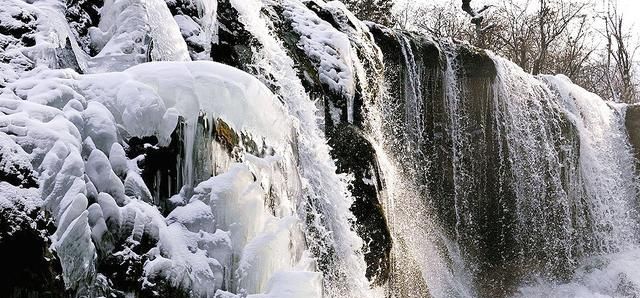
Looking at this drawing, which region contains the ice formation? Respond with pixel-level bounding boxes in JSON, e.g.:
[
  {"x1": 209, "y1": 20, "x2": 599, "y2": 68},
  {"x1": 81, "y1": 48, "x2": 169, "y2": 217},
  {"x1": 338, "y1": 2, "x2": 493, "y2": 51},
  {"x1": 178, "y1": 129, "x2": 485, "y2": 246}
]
[
  {"x1": 2, "y1": 0, "x2": 640, "y2": 297},
  {"x1": 0, "y1": 57, "x2": 333, "y2": 297}
]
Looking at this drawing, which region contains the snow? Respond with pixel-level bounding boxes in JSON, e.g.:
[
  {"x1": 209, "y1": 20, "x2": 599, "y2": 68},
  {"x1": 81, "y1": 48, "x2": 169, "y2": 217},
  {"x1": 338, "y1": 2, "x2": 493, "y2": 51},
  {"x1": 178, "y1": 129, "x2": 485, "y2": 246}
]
[
  {"x1": 0, "y1": 56, "x2": 327, "y2": 296},
  {"x1": 83, "y1": 102, "x2": 118, "y2": 154},
  {"x1": 122, "y1": 61, "x2": 292, "y2": 145},
  {"x1": 54, "y1": 193, "x2": 88, "y2": 241},
  {"x1": 97, "y1": 193, "x2": 121, "y2": 231},
  {"x1": 175, "y1": 15, "x2": 201, "y2": 38},
  {"x1": 54, "y1": 210, "x2": 97, "y2": 292},
  {"x1": 123, "y1": 170, "x2": 153, "y2": 202},
  {"x1": 282, "y1": 0, "x2": 356, "y2": 120},
  {"x1": 280, "y1": 0, "x2": 383, "y2": 124},
  {"x1": 0, "y1": 181, "x2": 41, "y2": 214},
  {"x1": 0, "y1": 0, "x2": 88, "y2": 81},
  {"x1": 170, "y1": 0, "x2": 218, "y2": 59},
  {"x1": 88, "y1": 0, "x2": 190, "y2": 72},
  {"x1": 0, "y1": 0, "x2": 380, "y2": 296},
  {"x1": 230, "y1": 0, "x2": 374, "y2": 295},
  {"x1": 0, "y1": 132, "x2": 34, "y2": 181},
  {"x1": 86, "y1": 149, "x2": 126, "y2": 202},
  {"x1": 108, "y1": 143, "x2": 128, "y2": 177},
  {"x1": 166, "y1": 199, "x2": 214, "y2": 233}
]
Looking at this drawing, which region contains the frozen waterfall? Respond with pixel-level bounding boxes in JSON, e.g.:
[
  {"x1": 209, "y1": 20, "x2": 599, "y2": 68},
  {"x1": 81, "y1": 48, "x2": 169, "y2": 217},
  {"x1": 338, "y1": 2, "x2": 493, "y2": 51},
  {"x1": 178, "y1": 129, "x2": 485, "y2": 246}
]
[{"x1": 0, "y1": 0, "x2": 639, "y2": 298}]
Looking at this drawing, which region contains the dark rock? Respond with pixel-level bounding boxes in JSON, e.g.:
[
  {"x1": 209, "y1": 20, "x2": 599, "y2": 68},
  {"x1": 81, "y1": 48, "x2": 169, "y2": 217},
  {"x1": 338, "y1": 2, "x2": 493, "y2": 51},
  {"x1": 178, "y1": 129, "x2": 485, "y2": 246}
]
[
  {"x1": 211, "y1": 0, "x2": 260, "y2": 68},
  {"x1": 271, "y1": 10, "x2": 393, "y2": 285},
  {"x1": 456, "y1": 45, "x2": 497, "y2": 78},
  {"x1": 370, "y1": 26, "x2": 526, "y2": 296},
  {"x1": 0, "y1": 10, "x2": 37, "y2": 40},
  {"x1": 0, "y1": 160, "x2": 37, "y2": 190},
  {"x1": 0, "y1": 203, "x2": 66, "y2": 298},
  {"x1": 328, "y1": 124, "x2": 391, "y2": 284},
  {"x1": 65, "y1": 0, "x2": 103, "y2": 55},
  {"x1": 55, "y1": 37, "x2": 83, "y2": 73},
  {"x1": 626, "y1": 104, "x2": 640, "y2": 165},
  {"x1": 126, "y1": 124, "x2": 183, "y2": 215}
]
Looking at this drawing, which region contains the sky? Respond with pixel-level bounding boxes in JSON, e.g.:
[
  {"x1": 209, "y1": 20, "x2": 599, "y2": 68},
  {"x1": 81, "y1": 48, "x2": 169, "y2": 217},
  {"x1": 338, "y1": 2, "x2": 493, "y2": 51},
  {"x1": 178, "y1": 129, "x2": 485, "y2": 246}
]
[{"x1": 615, "y1": 0, "x2": 640, "y2": 28}]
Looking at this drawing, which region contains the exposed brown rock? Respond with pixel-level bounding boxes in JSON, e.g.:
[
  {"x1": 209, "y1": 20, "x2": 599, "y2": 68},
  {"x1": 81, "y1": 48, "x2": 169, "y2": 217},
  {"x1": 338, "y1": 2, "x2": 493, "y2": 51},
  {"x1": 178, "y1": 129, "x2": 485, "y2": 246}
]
[{"x1": 626, "y1": 104, "x2": 640, "y2": 164}]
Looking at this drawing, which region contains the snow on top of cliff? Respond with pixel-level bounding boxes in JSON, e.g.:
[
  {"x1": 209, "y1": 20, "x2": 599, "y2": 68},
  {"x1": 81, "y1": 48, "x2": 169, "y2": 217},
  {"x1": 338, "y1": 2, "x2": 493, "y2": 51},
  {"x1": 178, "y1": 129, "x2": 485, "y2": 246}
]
[
  {"x1": 282, "y1": 0, "x2": 356, "y2": 99},
  {"x1": 123, "y1": 61, "x2": 291, "y2": 144},
  {"x1": 87, "y1": 0, "x2": 190, "y2": 72},
  {"x1": 3, "y1": 61, "x2": 291, "y2": 147}
]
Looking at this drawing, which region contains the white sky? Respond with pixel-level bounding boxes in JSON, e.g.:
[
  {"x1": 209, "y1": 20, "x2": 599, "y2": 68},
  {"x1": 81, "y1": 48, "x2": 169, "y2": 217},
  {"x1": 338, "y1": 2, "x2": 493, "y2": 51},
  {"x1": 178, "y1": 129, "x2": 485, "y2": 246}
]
[{"x1": 615, "y1": 0, "x2": 640, "y2": 28}]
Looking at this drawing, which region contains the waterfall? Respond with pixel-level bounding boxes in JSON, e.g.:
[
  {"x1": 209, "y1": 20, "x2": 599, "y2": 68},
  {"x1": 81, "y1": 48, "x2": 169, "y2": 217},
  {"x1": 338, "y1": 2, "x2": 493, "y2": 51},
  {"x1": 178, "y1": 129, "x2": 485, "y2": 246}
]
[
  {"x1": 366, "y1": 26, "x2": 640, "y2": 297},
  {"x1": 1, "y1": 0, "x2": 640, "y2": 297},
  {"x1": 364, "y1": 31, "x2": 476, "y2": 297}
]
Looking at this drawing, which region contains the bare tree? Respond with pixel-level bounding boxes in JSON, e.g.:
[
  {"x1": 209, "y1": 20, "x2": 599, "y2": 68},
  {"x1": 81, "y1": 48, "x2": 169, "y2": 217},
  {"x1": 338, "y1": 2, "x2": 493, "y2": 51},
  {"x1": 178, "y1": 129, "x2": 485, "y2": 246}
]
[
  {"x1": 491, "y1": 0, "x2": 538, "y2": 70},
  {"x1": 413, "y1": 0, "x2": 472, "y2": 40},
  {"x1": 601, "y1": 1, "x2": 638, "y2": 102},
  {"x1": 550, "y1": 13, "x2": 597, "y2": 81},
  {"x1": 396, "y1": 0, "x2": 417, "y2": 30},
  {"x1": 531, "y1": 0, "x2": 589, "y2": 74},
  {"x1": 393, "y1": 0, "x2": 638, "y2": 103}
]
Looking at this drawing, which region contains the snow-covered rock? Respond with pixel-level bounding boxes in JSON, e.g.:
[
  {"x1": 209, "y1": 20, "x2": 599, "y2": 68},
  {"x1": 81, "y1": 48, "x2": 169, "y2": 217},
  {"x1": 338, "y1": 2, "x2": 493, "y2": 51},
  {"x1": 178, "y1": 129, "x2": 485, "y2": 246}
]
[{"x1": 0, "y1": 0, "x2": 384, "y2": 297}]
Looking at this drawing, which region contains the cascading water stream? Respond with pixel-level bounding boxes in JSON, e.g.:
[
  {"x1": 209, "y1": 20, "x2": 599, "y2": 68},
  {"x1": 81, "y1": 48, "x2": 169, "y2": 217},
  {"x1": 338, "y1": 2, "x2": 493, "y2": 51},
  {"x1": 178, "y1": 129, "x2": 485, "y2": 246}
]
[
  {"x1": 364, "y1": 28, "x2": 640, "y2": 297},
  {"x1": 226, "y1": 0, "x2": 374, "y2": 296},
  {"x1": 365, "y1": 32, "x2": 476, "y2": 298},
  {"x1": 2, "y1": 0, "x2": 640, "y2": 297}
]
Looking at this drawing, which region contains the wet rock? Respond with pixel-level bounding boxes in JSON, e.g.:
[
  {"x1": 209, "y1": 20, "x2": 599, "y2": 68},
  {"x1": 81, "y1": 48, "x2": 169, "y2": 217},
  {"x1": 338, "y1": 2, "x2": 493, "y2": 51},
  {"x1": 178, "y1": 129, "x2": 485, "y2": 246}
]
[
  {"x1": 0, "y1": 132, "x2": 66, "y2": 297},
  {"x1": 55, "y1": 37, "x2": 83, "y2": 73},
  {"x1": 215, "y1": 119, "x2": 239, "y2": 153},
  {"x1": 456, "y1": 45, "x2": 497, "y2": 78},
  {"x1": 626, "y1": 104, "x2": 640, "y2": 164},
  {"x1": 370, "y1": 25, "x2": 533, "y2": 296},
  {"x1": 0, "y1": 197, "x2": 66, "y2": 297},
  {"x1": 65, "y1": 0, "x2": 103, "y2": 55},
  {"x1": 328, "y1": 124, "x2": 391, "y2": 284},
  {"x1": 211, "y1": 0, "x2": 260, "y2": 67},
  {"x1": 126, "y1": 122, "x2": 183, "y2": 214}
]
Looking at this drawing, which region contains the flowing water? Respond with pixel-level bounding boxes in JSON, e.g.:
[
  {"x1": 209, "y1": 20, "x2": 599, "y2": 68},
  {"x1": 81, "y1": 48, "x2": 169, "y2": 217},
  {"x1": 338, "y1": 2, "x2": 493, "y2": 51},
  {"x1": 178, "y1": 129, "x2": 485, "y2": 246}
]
[
  {"x1": 3, "y1": 0, "x2": 640, "y2": 297},
  {"x1": 365, "y1": 30, "x2": 640, "y2": 297}
]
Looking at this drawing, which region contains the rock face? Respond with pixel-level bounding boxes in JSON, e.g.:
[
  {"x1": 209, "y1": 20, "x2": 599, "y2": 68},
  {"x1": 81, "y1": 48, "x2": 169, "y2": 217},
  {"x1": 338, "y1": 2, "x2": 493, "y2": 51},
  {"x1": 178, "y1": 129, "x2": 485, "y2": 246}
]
[
  {"x1": 626, "y1": 104, "x2": 640, "y2": 164},
  {"x1": 369, "y1": 23, "x2": 639, "y2": 298},
  {"x1": 209, "y1": 0, "x2": 393, "y2": 285},
  {"x1": 1, "y1": 0, "x2": 640, "y2": 297},
  {"x1": 0, "y1": 205, "x2": 66, "y2": 298},
  {"x1": 369, "y1": 27, "x2": 521, "y2": 296},
  {"x1": 0, "y1": 137, "x2": 65, "y2": 297}
]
